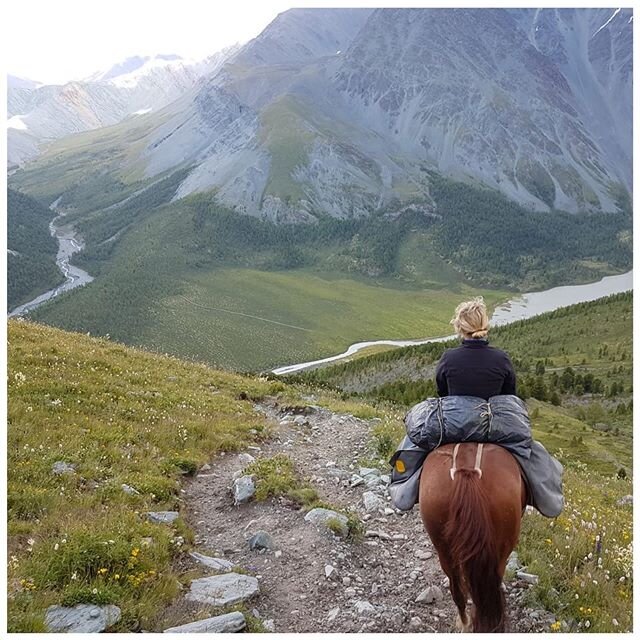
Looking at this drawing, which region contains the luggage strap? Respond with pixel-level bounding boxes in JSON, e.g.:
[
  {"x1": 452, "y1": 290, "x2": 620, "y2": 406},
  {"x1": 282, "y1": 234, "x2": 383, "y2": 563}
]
[{"x1": 450, "y1": 442, "x2": 484, "y2": 480}]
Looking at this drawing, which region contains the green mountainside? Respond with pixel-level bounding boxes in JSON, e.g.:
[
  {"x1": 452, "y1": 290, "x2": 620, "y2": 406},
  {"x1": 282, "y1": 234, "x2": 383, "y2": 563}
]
[
  {"x1": 10, "y1": 165, "x2": 631, "y2": 372},
  {"x1": 7, "y1": 189, "x2": 64, "y2": 311}
]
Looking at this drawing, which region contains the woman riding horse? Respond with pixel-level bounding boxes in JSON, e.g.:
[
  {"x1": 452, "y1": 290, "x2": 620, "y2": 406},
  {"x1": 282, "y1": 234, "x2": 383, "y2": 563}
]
[{"x1": 419, "y1": 298, "x2": 527, "y2": 632}]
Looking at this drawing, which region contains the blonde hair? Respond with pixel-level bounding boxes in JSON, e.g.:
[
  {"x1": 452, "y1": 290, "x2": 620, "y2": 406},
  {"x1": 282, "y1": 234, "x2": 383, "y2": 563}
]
[{"x1": 451, "y1": 297, "x2": 489, "y2": 339}]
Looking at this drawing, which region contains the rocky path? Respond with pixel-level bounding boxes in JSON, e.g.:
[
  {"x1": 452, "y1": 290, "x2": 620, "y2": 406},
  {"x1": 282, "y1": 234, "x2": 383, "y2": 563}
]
[{"x1": 169, "y1": 398, "x2": 556, "y2": 633}]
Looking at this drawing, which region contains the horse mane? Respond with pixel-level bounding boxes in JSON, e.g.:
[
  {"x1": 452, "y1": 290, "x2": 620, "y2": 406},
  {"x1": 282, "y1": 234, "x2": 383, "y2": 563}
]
[{"x1": 443, "y1": 468, "x2": 506, "y2": 632}]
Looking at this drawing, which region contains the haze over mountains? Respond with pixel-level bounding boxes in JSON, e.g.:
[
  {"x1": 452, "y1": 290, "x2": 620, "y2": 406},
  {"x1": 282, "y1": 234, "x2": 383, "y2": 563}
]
[{"x1": 7, "y1": 48, "x2": 239, "y2": 168}]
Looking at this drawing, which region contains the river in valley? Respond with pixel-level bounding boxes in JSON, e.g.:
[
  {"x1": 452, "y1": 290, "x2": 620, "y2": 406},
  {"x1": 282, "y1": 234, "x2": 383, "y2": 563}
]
[
  {"x1": 272, "y1": 269, "x2": 633, "y2": 375},
  {"x1": 8, "y1": 205, "x2": 94, "y2": 318}
]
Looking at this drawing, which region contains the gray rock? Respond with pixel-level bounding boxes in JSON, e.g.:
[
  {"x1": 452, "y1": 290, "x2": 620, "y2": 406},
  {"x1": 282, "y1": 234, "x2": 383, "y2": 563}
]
[
  {"x1": 506, "y1": 551, "x2": 522, "y2": 574},
  {"x1": 354, "y1": 600, "x2": 376, "y2": 617},
  {"x1": 345, "y1": 587, "x2": 357, "y2": 597},
  {"x1": 238, "y1": 453, "x2": 255, "y2": 468},
  {"x1": 263, "y1": 619, "x2": 275, "y2": 632},
  {"x1": 199, "y1": 463, "x2": 212, "y2": 472},
  {"x1": 45, "y1": 604, "x2": 121, "y2": 633},
  {"x1": 189, "y1": 551, "x2": 234, "y2": 572},
  {"x1": 327, "y1": 607, "x2": 340, "y2": 622},
  {"x1": 415, "y1": 549, "x2": 433, "y2": 561},
  {"x1": 416, "y1": 585, "x2": 443, "y2": 604},
  {"x1": 350, "y1": 474, "x2": 365, "y2": 487},
  {"x1": 52, "y1": 461, "x2": 76, "y2": 475},
  {"x1": 617, "y1": 494, "x2": 633, "y2": 506},
  {"x1": 409, "y1": 616, "x2": 423, "y2": 629},
  {"x1": 304, "y1": 508, "x2": 349, "y2": 537},
  {"x1": 233, "y1": 476, "x2": 255, "y2": 505},
  {"x1": 185, "y1": 573, "x2": 260, "y2": 606},
  {"x1": 362, "y1": 491, "x2": 386, "y2": 513},
  {"x1": 163, "y1": 611, "x2": 246, "y2": 633},
  {"x1": 249, "y1": 530, "x2": 275, "y2": 551},
  {"x1": 325, "y1": 564, "x2": 338, "y2": 580},
  {"x1": 359, "y1": 467, "x2": 381, "y2": 478},
  {"x1": 147, "y1": 511, "x2": 179, "y2": 524},
  {"x1": 121, "y1": 483, "x2": 140, "y2": 496},
  {"x1": 516, "y1": 571, "x2": 540, "y2": 585}
]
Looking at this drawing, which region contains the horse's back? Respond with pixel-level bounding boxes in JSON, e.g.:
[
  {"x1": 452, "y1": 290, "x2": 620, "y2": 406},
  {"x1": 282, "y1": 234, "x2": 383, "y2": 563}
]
[{"x1": 419, "y1": 443, "x2": 525, "y2": 561}]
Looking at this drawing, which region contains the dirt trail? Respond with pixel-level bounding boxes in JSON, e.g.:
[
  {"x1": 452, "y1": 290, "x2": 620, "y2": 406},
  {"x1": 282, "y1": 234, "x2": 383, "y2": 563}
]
[{"x1": 175, "y1": 398, "x2": 555, "y2": 633}]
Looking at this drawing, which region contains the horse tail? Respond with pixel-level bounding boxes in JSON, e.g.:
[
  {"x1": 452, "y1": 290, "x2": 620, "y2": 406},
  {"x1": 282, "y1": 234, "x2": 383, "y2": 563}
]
[{"x1": 444, "y1": 468, "x2": 505, "y2": 632}]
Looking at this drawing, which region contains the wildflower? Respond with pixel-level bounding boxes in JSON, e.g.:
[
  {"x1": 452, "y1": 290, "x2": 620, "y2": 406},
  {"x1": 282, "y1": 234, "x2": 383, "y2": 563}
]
[
  {"x1": 92, "y1": 588, "x2": 98, "y2": 594},
  {"x1": 54, "y1": 543, "x2": 59, "y2": 551},
  {"x1": 71, "y1": 572, "x2": 78, "y2": 581},
  {"x1": 585, "y1": 621, "x2": 591, "y2": 628},
  {"x1": 131, "y1": 548, "x2": 140, "y2": 557},
  {"x1": 114, "y1": 574, "x2": 120, "y2": 580},
  {"x1": 550, "y1": 621, "x2": 561, "y2": 632},
  {"x1": 612, "y1": 619, "x2": 619, "y2": 627},
  {"x1": 98, "y1": 568, "x2": 108, "y2": 575}
]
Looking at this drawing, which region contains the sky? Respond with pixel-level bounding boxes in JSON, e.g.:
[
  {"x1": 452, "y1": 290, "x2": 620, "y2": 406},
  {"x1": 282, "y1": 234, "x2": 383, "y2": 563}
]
[
  {"x1": 6, "y1": 0, "x2": 621, "y2": 85},
  {"x1": 5, "y1": 0, "x2": 294, "y2": 84}
]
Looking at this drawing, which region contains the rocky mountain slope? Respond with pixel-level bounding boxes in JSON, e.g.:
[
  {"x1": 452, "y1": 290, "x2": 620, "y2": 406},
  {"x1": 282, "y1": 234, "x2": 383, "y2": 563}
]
[
  {"x1": 11, "y1": 8, "x2": 631, "y2": 218},
  {"x1": 7, "y1": 49, "x2": 238, "y2": 168},
  {"x1": 130, "y1": 8, "x2": 632, "y2": 220}
]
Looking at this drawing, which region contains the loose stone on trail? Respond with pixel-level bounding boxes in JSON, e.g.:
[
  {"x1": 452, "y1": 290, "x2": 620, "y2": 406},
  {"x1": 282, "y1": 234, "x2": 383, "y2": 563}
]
[
  {"x1": 185, "y1": 573, "x2": 260, "y2": 607},
  {"x1": 163, "y1": 611, "x2": 246, "y2": 633},
  {"x1": 45, "y1": 604, "x2": 121, "y2": 633}
]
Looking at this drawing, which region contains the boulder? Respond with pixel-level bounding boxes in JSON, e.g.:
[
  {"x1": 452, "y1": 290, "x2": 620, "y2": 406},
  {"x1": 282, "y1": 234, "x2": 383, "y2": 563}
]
[
  {"x1": 304, "y1": 508, "x2": 349, "y2": 537},
  {"x1": 359, "y1": 467, "x2": 381, "y2": 478},
  {"x1": 189, "y1": 551, "x2": 233, "y2": 572},
  {"x1": 146, "y1": 511, "x2": 179, "y2": 524},
  {"x1": 186, "y1": 573, "x2": 259, "y2": 606},
  {"x1": 45, "y1": 604, "x2": 121, "y2": 633},
  {"x1": 249, "y1": 530, "x2": 275, "y2": 551},
  {"x1": 163, "y1": 611, "x2": 246, "y2": 633},
  {"x1": 233, "y1": 476, "x2": 256, "y2": 504}
]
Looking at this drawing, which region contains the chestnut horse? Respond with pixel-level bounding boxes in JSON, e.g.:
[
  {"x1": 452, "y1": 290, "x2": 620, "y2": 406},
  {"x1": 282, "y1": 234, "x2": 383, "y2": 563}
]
[{"x1": 419, "y1": 443, "x2": 526, "y2": 632}]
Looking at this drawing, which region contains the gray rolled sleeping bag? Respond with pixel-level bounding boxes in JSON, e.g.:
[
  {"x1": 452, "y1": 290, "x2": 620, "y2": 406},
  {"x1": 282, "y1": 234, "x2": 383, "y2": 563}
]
[{"x1": 389, "y1": 395, "x2": 563, "y2": 517}]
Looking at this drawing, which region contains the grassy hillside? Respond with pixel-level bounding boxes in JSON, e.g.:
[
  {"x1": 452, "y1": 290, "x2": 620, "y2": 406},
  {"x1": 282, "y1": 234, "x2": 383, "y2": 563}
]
[
  {"x1": 8, "y1": 318, "x2": 632, "y2": 632},
  {"x1": 7, "y1": 189, "x2": 64, "y2": 311},
  {"x1": 7, "y1": 319, "x2": 285, "y2": 631}
]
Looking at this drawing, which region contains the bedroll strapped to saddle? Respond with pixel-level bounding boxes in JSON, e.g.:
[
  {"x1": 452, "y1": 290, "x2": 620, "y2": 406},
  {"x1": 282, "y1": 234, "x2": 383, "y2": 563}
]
[{"x1": 388, "y1": 395, "x2": 564, "y2": 518}]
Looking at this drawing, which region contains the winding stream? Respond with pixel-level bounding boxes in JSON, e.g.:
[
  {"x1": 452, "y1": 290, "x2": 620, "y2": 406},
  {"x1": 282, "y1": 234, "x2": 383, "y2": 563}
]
[
  {"x1": 272, "y1": 270, "x2": 633, "y2": 375},
  {"x1": 8, "y1": 201, "x2": 94, "y2": 318}
]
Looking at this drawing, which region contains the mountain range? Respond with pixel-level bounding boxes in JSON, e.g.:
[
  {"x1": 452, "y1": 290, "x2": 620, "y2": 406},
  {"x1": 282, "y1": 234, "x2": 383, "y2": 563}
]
[{"x1": 9, "y1": 8, "x2": 633, "y2": 216}]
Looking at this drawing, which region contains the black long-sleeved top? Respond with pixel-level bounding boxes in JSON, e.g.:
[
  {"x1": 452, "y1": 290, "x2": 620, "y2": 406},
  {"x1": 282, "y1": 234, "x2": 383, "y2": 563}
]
[{"x1": 435, "y1": 338, "x2": 516, "y2": 400}]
